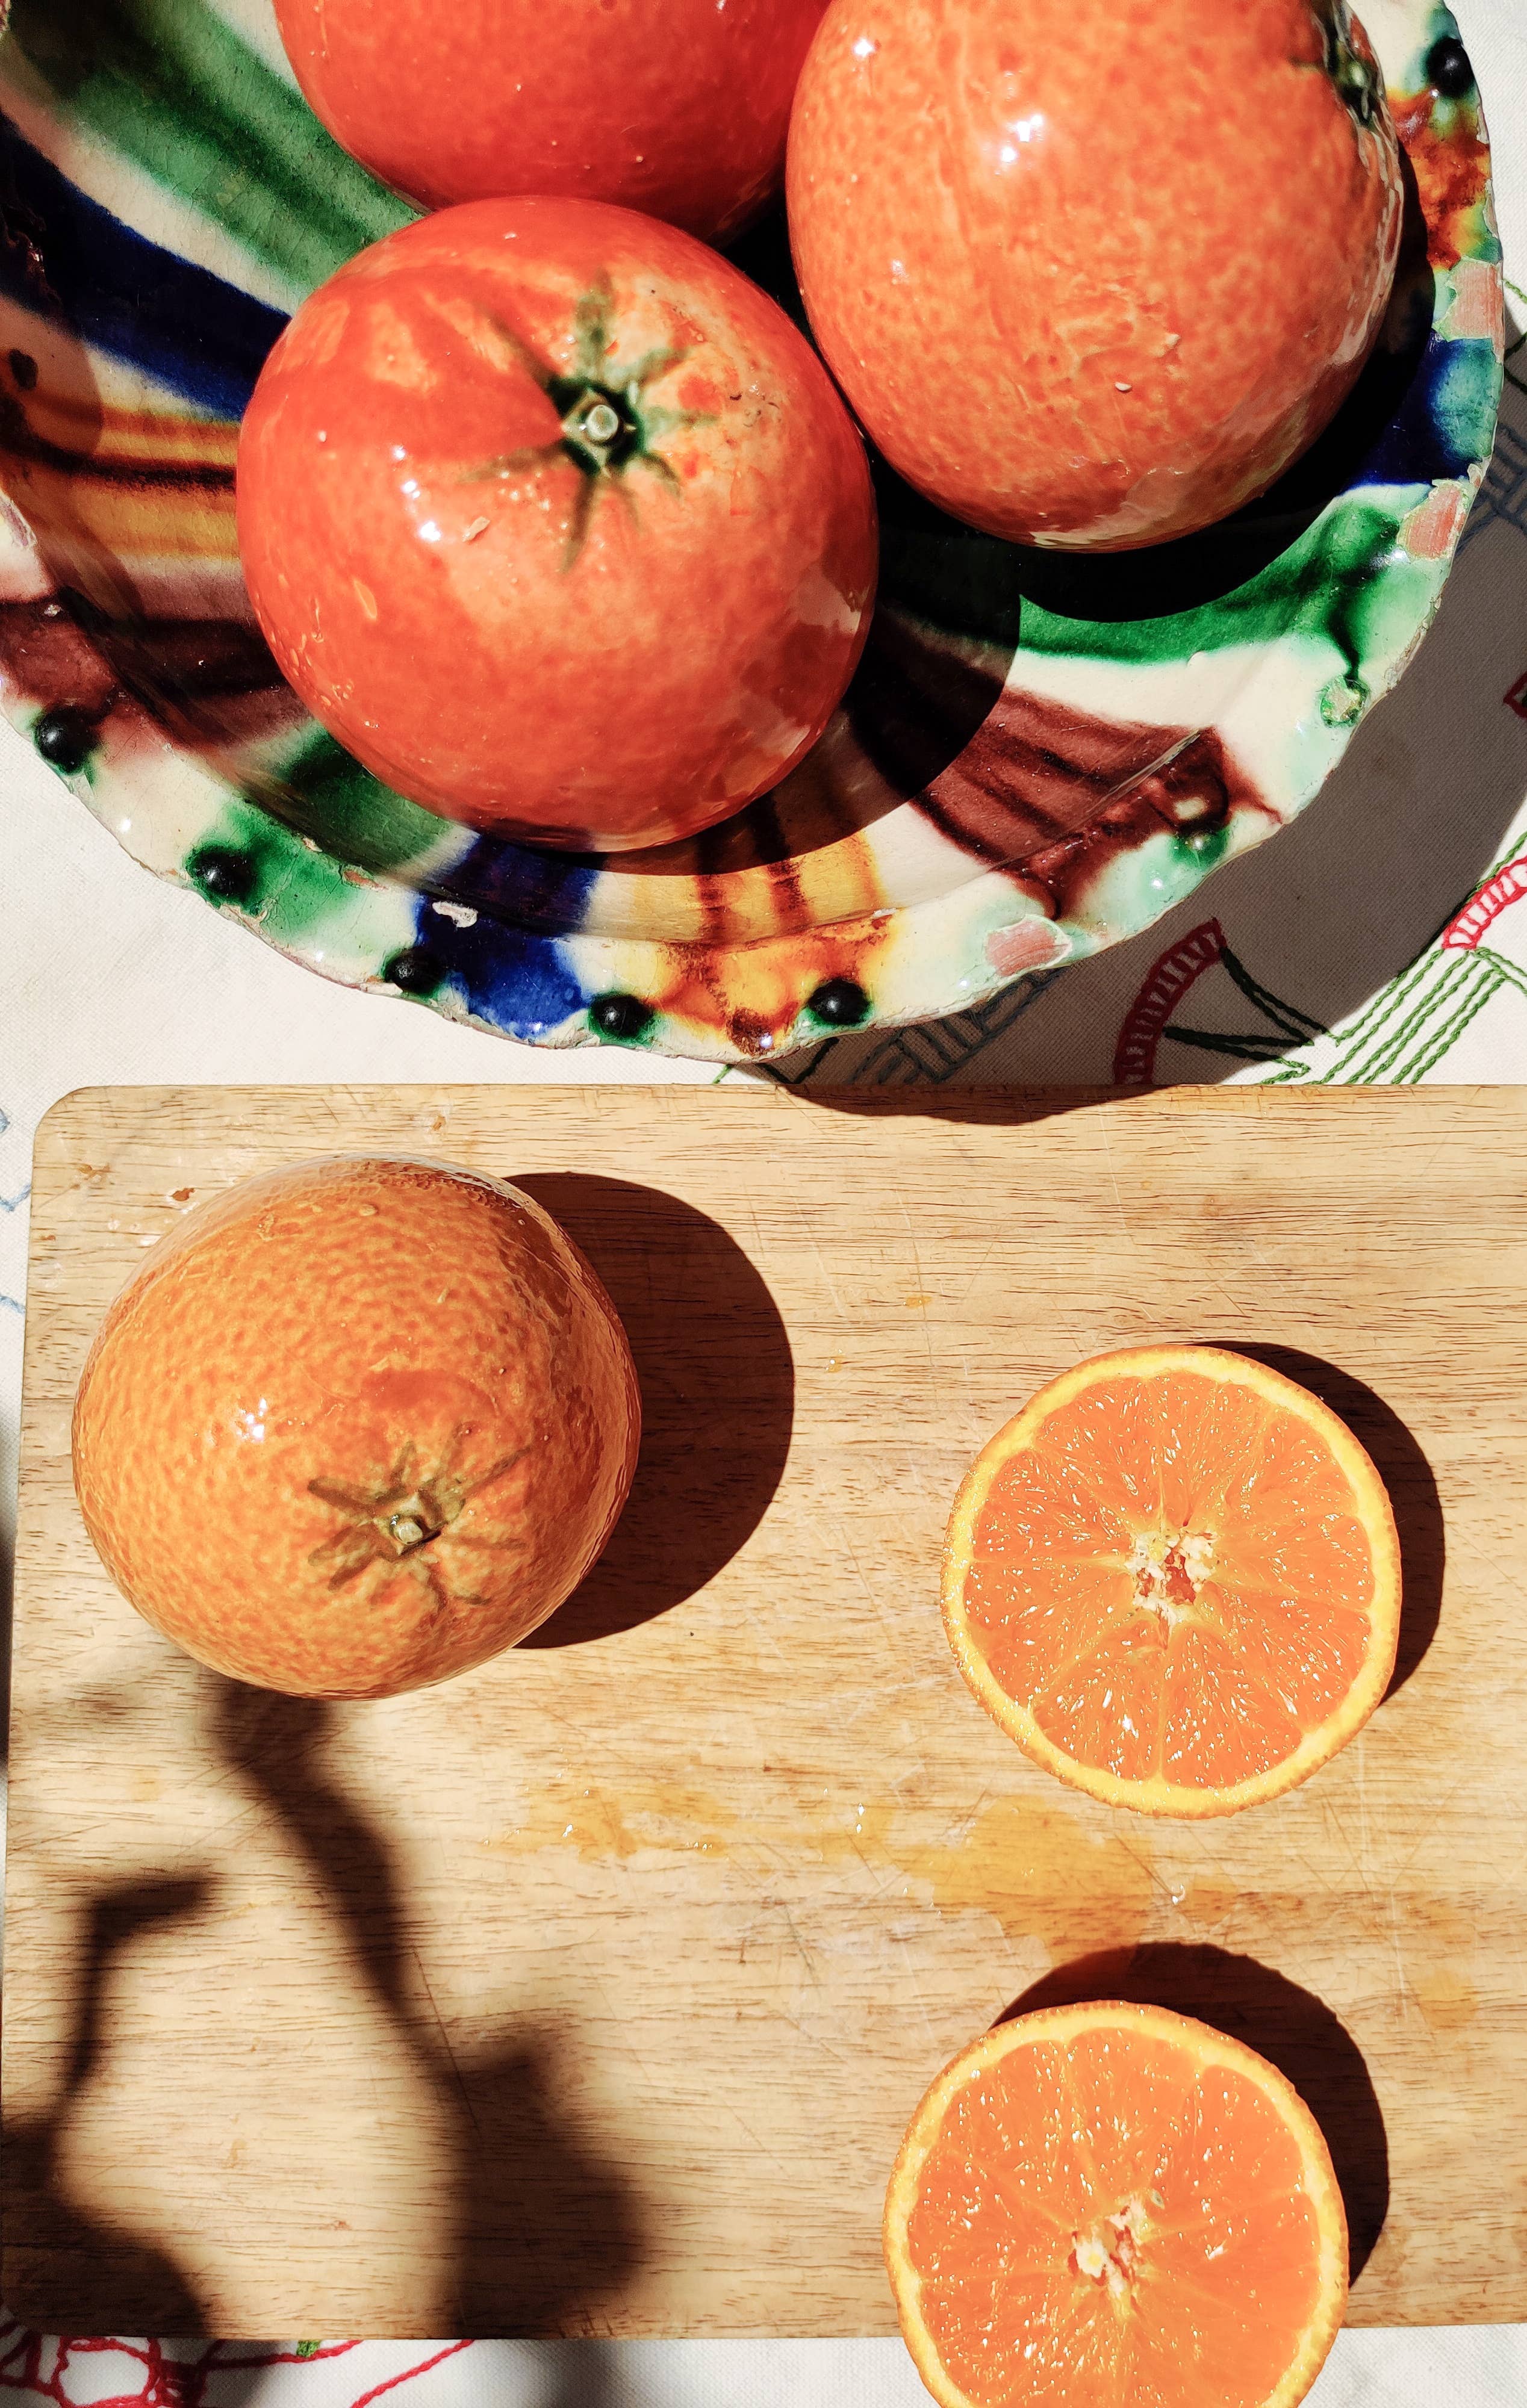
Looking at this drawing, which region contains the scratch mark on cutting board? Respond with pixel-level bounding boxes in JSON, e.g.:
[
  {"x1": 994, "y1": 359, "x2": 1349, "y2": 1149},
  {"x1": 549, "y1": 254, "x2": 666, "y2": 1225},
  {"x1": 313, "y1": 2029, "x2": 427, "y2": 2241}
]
[
  {"x1": 586, "y1": 1975, "x2": 671, "y2": 2096},
  {"x1": 956, "y1": 1236, "x2": 998, "y2": 1310},
  {"x1": 888, "y1": 1927, "x2": 939, "y2": 2049},
  {"x1": 896, "y1": 1193, "x2": 941, "y2": 1423},
  {"x1": 829, "y1": 1515, "x2": 895, "y2": 1627},
  {"x1": 792, "y1": 1195, "x2": 847, "y2": 1314},
  {"x1": 1387, "y1": 1766, "x2": 1477, "y2": 1885},
  {"x1": 742, "y1": 1197, "x2": 769, "y2": 1264},
  {"x1": 775, "y1": 1898, "x2": 822, "y2": 1991},
  {"x1": 782, "y1": 2011, "x2": 853, "y2": 2067},
  {"x1": 1354, "y1": 1749, "x2": 1374, "y2": 1876},
  {"x1": 1098, "y1": 1117, "x2": 1134, "y2": 1247},
  {"x1": 536, "y1": 1696, "x2": 645, "y2": 1774},
  {"x1": 737, "y1": 1592, "x2": 797, "y2": 1674},
  {"x1": 934, "y1": 1783, "x2": 997, "y2": 1854},
  {"x1": 1219, "y1": 1224, "x2": 1286, "y2": 1310},
  {"x1": 411, "y1": 1946, "x2": 479, "y2": 2131},
  {"x1": 722, "y1": 2099, "x2": 791, "y2": 2175}
]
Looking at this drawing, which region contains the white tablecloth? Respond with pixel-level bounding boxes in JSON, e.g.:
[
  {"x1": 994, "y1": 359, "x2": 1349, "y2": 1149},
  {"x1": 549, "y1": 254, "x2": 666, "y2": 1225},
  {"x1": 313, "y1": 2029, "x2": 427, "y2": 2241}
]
[{"x1": 4, "y1": 3, "x2": 1526, "y2": 2396}]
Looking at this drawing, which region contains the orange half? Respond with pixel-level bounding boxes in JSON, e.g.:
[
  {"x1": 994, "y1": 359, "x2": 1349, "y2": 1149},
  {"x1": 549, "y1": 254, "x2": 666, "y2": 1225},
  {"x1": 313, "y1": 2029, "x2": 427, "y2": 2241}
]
[
  {"x1": 942, "y1": 1347, "x2": 1401, "y2": 1817},
  {"x1": 885, "y1": 2001, "x2": 1348, "y2": 2408}
]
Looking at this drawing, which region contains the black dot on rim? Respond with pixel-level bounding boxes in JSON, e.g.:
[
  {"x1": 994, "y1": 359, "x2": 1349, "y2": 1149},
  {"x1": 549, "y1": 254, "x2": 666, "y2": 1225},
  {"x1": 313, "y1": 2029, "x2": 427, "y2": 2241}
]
[
  {"x1": 383, "y1": 946, "x2": 443, "y2": 994},
  {"x1": 33, "y1": 704, "x2": 96, "y2": 773},
  {"x1": 188, "y1": 845, "x2": 258, "y2": 904},
  {"x1": 8, "y1": 349, "x2": 37, "y2": 392},
  {"x1": 807, "y1": 977, "x2": 871, "y2": 1028},
  {"x1": 590, "y1": 991, "x2": 653, "y2": 1041},
  {"x1": 1425, "y1": 35, "x2": 1474, "y2": 97}
]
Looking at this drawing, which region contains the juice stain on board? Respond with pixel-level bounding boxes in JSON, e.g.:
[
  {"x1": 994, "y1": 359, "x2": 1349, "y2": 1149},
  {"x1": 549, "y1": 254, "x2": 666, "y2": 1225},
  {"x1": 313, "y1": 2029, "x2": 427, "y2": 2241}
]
[{"x1": 480, "y1": 1783, "x2": 1154, "y2": 1967}]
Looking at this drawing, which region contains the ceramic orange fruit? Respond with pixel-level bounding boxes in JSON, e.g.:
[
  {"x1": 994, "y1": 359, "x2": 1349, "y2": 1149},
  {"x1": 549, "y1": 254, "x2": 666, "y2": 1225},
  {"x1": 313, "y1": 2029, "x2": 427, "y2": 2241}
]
[
  {"x1": 237, "y1": 197, "x2": 877, "y2": 853},
  {"x1": 942, "y1": 1346, "x2": 1400, "y2": 1816},
  {"x1": 273, "y1": 0, "x2": 830, "y2": 244},
  {"x1": 72, "y1": 1158, "x2": 640, "y2": 1698},
  {"x1": 788, "y1": 0, "x2": 1404, "y2": 548},
  {"x1": 886, "y1": 2002, "x2": 1348, "y2": 2408}
]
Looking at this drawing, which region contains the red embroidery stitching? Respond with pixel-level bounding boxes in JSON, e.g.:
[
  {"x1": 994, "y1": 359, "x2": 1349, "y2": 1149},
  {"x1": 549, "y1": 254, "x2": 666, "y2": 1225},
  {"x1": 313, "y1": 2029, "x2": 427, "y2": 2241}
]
[
  {"x1": 0, "y1": 2325, "x2": 472, "y2": 2408},
  {"x1": 1441, "y1": 857, "x2": 1527, "y2": 949}
]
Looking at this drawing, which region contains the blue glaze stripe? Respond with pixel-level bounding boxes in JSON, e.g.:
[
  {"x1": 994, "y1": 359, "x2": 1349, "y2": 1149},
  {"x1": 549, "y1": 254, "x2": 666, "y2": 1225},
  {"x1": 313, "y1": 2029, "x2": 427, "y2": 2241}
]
[{"x1": 0, "y1": 117, "x2": 287, "y2": 418}]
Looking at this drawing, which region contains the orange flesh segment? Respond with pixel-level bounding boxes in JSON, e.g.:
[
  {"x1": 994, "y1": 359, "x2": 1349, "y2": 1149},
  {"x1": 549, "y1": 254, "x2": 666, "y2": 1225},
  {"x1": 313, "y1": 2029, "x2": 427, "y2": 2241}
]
[
  {"x1": 906, "y1": 2028, "x2": 1328, "y2": 2408},
  {"x1": 965, "y1": 1371, "x2": 1378, "y2": 1792}
]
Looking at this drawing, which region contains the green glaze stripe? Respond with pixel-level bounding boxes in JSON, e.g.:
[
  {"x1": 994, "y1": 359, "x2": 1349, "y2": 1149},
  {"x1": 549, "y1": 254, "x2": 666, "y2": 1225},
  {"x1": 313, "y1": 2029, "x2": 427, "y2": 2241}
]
[
  {"x1": 887, "y1": 488, "x2": 1437, "y2": 671},
  {"x1": 5, "y1": 0, "x2": 413, "y2": 295},
  {"x1": 187, "y1": 793, "x2": 408, "y2": 940},
  {"x1": 1019, "y1": 494, "x2": 1429, "y2": 671},
  {"x1": 258, "y1": 730, "x2": 452, "y2": 875}
]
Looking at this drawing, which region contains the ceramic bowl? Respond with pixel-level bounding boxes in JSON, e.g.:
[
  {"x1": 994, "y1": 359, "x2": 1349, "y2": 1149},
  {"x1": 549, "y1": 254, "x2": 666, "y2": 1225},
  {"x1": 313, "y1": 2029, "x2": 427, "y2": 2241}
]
[{"x1": 0, "y1": 0, "x2": 1503, "y2": 1063}]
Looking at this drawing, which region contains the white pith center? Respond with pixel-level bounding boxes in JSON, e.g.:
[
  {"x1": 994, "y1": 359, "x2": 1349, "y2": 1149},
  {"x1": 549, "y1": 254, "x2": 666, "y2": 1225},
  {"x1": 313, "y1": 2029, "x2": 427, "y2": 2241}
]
[
  {"x1": 1128, "y1": 1528, "x2": 1215, "y2": 1625},
  {"x1": 1072, "y1": 2195, "x2": 1150, "y2": 2300}
]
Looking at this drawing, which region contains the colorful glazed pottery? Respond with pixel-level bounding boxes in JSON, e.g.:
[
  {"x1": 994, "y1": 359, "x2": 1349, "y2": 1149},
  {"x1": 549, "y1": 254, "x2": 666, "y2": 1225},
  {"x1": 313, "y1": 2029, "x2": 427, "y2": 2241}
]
[{"x1": 0, "y1": 0, "x2": 1502, "y2": 1061}]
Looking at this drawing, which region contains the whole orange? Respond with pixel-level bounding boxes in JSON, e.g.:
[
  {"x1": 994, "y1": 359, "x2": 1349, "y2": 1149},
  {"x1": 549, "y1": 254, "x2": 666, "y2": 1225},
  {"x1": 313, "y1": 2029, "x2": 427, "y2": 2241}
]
[
  {"x1": 236, "y1": 198, "x2": 877, "y2": 852},
  {"x1": 786, "y1": 0, "x2": 1404, "y2": 549},
  {"x1": 273, "y1": 0, "x2": 830, "y2": 244},
  {"x1": 72, "y1": 1158, "x2": 640, "y2": 1698}
]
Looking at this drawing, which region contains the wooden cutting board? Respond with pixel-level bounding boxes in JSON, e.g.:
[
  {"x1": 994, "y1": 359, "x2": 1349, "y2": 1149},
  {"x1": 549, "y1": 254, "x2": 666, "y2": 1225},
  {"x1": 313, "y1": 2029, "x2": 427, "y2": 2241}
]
[{"x1": 5, "y1": 1083, "x2": 1526, "y2": 2339}]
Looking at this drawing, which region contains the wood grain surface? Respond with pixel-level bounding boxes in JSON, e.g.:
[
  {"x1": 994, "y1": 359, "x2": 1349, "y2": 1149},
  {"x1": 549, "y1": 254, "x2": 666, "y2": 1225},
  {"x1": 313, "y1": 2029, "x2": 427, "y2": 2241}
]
[{"x1": 4, "y1": 1082, "x2": 1525, "y2": 2338}]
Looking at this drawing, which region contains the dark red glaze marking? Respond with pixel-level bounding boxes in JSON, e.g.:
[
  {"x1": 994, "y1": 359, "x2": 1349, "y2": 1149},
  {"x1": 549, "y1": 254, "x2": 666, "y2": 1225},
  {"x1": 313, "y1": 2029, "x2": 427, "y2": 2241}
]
[
  {"x1": 1114, "y1": 919, "x2": 1228, "y2": 1084},
  {"x1": 915, "y1": 686, "x2": 1267, "y2": 906},
  {"x1": 0, "y1": 598, "x2": 293, "y2": 751}
]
